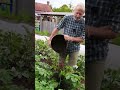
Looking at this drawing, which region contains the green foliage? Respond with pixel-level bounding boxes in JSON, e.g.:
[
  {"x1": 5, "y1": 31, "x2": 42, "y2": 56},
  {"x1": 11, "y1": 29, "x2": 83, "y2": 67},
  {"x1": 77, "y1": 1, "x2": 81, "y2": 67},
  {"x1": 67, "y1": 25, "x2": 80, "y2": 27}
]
[
  {"x1": 35, "y1": 40, "x2": 59, "y2": 90},
  {"x1": 0, "y1": 29, "x2": 34, "y2": 89},
  {"x1": 53, "y1": 4, "x2": 72, "y2": 12},
  {"x1": 35, "y1": 40, "x2": 85, "y2": 90},
  {"x1": 35, "y1": 30, "x2": 50, "y2": 36},
  {"x1": 111, "y1": 34, "x2": 120, "y2": 46},
  {"x1": 101, "y1": 68, "x2": 120, "y2": 90},
  {"x1": 35, "y1": 62, "x2": 58, "y2": 90},
  {"x1": 0, "y1": 5, "x2": 10, "y2": 14},
  {"x1": 0, "y1": 9, "x2": 33, "y2": 25}
]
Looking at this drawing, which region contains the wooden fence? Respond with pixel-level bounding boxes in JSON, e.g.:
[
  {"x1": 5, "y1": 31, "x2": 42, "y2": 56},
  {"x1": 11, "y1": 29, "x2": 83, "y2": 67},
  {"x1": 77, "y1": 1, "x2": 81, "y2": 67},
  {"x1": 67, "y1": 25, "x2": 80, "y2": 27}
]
[{"x1": 40, "y1": 21, "x2": 63, "y2": 34}]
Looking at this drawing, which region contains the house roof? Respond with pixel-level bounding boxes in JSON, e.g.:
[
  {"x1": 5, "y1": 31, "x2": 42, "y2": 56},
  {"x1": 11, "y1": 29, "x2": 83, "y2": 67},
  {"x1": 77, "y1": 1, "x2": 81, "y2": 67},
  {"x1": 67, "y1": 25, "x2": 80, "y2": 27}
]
[
  {"x1": 35, "y1": 12, "x2": 85, "y2": 18},
  {"x1": 35, "y1": 3, "x2": 52, "y2": 12},
  {"x1": 36, "y1": 12, "x2": 73, "y2": 16}
]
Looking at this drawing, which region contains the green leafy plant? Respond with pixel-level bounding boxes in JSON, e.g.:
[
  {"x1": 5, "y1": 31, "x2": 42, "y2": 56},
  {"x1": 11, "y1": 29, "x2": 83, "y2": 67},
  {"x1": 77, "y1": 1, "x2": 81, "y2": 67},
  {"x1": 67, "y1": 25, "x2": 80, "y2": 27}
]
[
  {"x1": 35, "y1": 30, "x2": 50, "y2": 36},
  {"x1": 111, "y1": 34, "x2": 120, "y2": 46},
  {"x1": 35, "y1": 40, "x2": 85, "y2": 90},
  {"x1": 0, "y1": 29, "x2": 34, "y2": 89},
  {"x1": 101, "y1": 68, "x2": 120, "y2": 90}
]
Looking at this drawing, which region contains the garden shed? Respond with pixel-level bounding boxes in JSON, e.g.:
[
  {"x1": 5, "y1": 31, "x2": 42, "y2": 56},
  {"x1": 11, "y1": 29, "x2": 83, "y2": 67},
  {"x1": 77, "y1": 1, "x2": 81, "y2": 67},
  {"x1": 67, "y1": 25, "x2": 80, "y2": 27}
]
[{"x1": 35, "y1": 12, "x2": 73, "y2": 33}]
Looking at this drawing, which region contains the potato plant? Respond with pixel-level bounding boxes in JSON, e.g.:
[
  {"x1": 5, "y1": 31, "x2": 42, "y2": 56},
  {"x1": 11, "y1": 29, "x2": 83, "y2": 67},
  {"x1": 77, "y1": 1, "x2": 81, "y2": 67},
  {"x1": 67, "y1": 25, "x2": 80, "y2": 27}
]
[
  {"x1": 35, "y1": 40, "x2": 85, "y2": 90},
  {"x1": 101, "y1": 68, "x2": 120, "y2": 90},
  {"x1": 0, "y1": 30, "x2": 34, "y2": 90}
]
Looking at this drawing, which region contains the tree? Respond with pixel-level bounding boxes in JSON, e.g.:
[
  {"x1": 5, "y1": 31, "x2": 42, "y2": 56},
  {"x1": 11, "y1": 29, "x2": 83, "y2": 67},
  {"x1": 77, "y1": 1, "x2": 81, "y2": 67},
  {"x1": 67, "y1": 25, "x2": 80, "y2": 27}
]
[{"x1": 53, "y1": 4, "x2": 72, "y2": 12}]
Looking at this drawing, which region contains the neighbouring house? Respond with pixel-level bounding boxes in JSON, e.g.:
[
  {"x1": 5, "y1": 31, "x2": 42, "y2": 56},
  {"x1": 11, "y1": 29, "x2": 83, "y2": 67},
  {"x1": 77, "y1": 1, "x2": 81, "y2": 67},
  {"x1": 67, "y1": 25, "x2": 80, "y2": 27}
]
[
  {"x1": 35, "y1": 1, "x2": 54, "y2": 31},
  {"x1": 35, "y1": 1, "x2": 84, "y2": 34},
  {"x1": 35, "y1": 1, "x2": 52, "y2": 20},
  {"x1": 35, "y1": 1, "x2": 73, "y2": 33},
  {"x1": 35, "y1": 1, "x2": 52, "y2": 12},
  {"x1": 36, "y1": 12, "x2": 73, "y2": 33}
]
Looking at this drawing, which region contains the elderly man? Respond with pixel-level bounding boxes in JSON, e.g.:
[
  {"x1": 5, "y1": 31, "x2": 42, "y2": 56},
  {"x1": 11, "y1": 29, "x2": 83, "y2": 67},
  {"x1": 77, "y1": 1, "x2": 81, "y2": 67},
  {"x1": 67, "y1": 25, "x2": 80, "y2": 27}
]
[{"x1": 48, "y1": 3, "x2": 85, "y2": 67}]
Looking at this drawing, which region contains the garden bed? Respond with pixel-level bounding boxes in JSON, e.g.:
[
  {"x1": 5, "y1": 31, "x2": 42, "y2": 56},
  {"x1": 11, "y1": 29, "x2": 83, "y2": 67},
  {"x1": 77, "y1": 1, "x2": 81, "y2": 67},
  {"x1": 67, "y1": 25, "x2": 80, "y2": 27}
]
[
  {"x1": 35, "y1": 40, "x2": 85, "y2": 90},
  {"x1": 0, "y1": 29, "x2": 34, "y2": 90}
]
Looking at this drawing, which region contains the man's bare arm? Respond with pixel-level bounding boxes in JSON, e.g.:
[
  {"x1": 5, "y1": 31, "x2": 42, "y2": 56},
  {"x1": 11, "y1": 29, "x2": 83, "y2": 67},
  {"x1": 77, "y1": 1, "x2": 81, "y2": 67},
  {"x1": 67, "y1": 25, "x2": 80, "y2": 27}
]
[
  {"x1": 49, "y1": 28, "x2": 59, "y2": 40},
  {"x1": 86, "y1": 26, "x2": 117, "y2": 39},
  {"x1": 64, "y1": 35, "x2": 84, "y2": 43},
  {"x1": 48, "y1": 28, "x2": 59, "y2": 46}
]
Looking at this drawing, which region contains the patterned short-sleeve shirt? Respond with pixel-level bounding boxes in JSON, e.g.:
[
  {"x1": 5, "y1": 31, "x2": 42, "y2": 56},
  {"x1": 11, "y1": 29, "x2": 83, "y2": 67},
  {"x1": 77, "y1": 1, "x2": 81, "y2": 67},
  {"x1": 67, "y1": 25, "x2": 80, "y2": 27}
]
[
  {"x1": 86, "y1": 0, "x2": 120, "y2": 62},
  {"x1": 57, "y1": 15, "x2": 85, "y2": 53}
]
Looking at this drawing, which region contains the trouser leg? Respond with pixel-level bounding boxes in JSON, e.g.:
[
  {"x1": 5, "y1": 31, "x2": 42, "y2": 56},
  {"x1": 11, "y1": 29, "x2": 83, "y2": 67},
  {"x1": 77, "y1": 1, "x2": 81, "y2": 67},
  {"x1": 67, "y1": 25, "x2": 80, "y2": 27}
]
[{"x1": 85, "y1": 60, "x2": 105, "y2": 90}]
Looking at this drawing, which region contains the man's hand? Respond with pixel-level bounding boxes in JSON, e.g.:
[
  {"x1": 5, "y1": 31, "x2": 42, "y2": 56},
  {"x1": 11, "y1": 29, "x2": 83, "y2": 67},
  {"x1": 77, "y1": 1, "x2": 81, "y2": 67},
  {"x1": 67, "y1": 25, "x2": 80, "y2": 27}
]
[
  {"x1": 48, "y1": 28, "x2": 59, "y2": 47},
  {"x1": 47, "y1": 39, "x2": 51, "y2": 47}
]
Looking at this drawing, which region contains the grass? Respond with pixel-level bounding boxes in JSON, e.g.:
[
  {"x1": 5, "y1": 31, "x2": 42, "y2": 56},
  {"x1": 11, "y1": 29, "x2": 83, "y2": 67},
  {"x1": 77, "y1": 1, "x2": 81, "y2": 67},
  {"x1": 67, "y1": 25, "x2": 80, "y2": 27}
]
[
  {"x1": 111, "y1": 34, "x2": 120, "y2": 46},
  {"x1": 35, "y1": 30, "x2": 50, "y2": 36}
]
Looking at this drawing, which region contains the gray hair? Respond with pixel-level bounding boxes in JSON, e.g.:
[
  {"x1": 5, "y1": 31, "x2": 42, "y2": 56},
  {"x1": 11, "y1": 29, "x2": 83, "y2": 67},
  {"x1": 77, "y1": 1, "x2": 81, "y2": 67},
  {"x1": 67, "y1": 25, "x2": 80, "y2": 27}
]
[{"x1": 73, "y1": 3, "x2": 85, "y2": 13}]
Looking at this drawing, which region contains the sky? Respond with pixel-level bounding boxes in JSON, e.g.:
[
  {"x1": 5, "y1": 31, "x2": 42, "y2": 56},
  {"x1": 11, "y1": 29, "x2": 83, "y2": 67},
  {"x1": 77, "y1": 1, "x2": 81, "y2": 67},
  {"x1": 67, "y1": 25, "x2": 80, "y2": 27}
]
[{"x1": 35, "y1": 0, "x2": 85, "y2": 8}]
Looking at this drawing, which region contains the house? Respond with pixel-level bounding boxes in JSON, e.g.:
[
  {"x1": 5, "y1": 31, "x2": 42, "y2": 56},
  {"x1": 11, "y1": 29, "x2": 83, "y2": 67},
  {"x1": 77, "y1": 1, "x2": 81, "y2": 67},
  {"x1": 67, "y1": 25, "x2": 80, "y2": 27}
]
[
  {"x1": 35, "y1": 2, "x2": 73, "y2": 32},
  {"x1": 35, "y1": 1, "x2": 53, "y2": 31},
  {"x1": 35, "y1": 1, "x2": 52, "y2": 20},
  {"x1": 35, "y1": 1, "x2": 52, "y2": 12},
  {"x1": 35, "y1": 1, "x2": 84, "y2": 33}
]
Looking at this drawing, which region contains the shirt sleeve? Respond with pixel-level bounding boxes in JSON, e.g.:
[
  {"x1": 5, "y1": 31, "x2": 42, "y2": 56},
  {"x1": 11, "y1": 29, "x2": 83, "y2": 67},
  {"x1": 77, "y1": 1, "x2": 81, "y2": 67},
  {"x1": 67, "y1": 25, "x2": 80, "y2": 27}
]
[
  {"x1": 110, "y1": 1, "x2": 120, "y2": 33},
  {"x1": 56, "y1": 15, "x2": 67, "y2": 30}
]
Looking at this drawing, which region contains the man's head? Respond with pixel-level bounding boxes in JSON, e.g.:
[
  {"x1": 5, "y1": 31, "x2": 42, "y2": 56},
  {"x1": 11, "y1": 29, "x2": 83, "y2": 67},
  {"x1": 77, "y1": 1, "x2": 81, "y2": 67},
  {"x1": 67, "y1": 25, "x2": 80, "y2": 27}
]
[{"x1": 73, "y1": 3, "x2": 85, "y2": 20}]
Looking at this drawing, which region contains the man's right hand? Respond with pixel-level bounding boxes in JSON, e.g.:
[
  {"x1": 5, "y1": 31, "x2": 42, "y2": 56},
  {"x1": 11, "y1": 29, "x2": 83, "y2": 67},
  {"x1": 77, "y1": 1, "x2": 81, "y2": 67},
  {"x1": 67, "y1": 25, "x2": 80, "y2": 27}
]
[
  {"x1": 48, "y1": 28, "x2": 59, "y2": 47},
  {"x1": 48, "y1": 39, "x2": 51, "y2": 47}
]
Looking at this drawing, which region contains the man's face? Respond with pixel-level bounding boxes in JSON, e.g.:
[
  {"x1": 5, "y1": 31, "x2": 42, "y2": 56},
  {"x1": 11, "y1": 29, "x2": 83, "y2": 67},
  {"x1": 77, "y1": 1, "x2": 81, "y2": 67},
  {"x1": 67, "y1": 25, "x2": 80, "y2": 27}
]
[{"x1": 74, "y1": 9, "x2": 84, "y2": 19}]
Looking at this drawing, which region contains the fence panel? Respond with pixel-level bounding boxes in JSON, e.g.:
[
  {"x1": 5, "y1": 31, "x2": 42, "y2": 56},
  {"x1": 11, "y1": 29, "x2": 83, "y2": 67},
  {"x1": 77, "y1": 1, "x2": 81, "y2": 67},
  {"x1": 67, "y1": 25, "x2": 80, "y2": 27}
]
[{"x1": 41, "y1": 21, "x2": 63, "y2": 34}]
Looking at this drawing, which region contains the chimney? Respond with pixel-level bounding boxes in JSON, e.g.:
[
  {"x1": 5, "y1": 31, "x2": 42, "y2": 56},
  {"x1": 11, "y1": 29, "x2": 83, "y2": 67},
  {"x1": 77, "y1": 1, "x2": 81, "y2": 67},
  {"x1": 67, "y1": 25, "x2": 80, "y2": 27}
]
[{"x1": 47, "y1": 1, "x2": 50, "y2": 5}]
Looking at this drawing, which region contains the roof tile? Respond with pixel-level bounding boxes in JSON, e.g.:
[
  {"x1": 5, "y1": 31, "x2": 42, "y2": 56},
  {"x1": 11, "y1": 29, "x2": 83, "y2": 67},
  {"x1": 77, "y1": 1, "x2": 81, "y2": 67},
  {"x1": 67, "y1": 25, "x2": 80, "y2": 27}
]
[{"x1": 35, "y1": 3, "x2": 52, "y2": 12}]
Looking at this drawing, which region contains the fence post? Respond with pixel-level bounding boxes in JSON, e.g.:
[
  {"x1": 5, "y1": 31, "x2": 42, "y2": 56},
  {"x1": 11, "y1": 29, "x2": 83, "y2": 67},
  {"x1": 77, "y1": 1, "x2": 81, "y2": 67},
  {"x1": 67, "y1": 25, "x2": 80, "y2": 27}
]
[{"x1": 40, "y1": 15, "x2": 42, "y2": 31}]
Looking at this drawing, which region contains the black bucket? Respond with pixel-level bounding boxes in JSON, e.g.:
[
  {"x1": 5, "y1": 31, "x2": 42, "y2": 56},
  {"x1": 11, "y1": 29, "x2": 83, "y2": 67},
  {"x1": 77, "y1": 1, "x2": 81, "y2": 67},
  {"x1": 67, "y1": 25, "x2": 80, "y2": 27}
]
[{"x1": 51, "y1": 34, "x2": 67, "y2": 53}]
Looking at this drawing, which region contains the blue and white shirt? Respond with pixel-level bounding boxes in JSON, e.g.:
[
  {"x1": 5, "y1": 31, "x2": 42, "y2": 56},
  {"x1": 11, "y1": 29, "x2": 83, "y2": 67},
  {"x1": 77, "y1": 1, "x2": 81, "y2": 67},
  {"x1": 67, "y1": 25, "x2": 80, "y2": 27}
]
[
  {"x1": 86, "y1": 0, "x2": 120, "y2": 62},
  {"x1": 57, "y1": 15, "x2": 85, "y2": 53}
]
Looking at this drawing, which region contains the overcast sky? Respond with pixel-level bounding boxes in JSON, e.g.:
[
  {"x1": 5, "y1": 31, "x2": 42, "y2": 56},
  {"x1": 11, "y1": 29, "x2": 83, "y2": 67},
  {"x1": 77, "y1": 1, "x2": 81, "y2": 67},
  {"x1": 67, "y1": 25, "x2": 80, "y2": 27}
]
[{"x1": 35, "y1": 0, "x2": 85, "y2": 8}]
